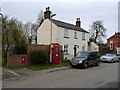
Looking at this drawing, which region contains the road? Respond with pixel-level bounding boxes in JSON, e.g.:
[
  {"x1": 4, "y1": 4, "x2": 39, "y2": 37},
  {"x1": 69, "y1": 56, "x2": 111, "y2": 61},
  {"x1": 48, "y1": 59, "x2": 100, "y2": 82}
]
[
  {"x1": 3, "y1": 62, "x2": 119, "y2": 88},
  {"x1": 0, "y1": 66, "x2": 2, "y2": 89}
]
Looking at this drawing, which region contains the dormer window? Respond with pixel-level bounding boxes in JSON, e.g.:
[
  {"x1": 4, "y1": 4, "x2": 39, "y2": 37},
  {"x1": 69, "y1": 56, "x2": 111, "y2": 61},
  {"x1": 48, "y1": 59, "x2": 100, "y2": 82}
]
[{"x1": 64, "y1": 29, "x2": 69, "y2": 38}]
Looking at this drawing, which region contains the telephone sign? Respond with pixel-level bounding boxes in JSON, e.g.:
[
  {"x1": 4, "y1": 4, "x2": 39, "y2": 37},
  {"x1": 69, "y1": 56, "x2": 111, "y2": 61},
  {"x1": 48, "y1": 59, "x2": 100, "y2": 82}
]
[{"x1": 51, "y1": 44, "x2": 54, "y2": 48}]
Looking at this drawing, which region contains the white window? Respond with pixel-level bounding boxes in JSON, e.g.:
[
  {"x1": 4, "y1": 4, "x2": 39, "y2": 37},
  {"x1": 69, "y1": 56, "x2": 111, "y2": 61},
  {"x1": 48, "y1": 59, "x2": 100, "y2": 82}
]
[
  {"x1": 117, "y1": 47, "x2": 120, "y2": 54},
  {"x1": 110, "y1": 41, "x2": 113, "y2": 50},
  {"x1": 64, "y1": 29, "x2": 68, "y2": 37},
  {"x1": 82, "y1": 32, "x2": 85, "y2": 39},
  {"x1": 82, "y1": 45, "x2": 85, "y2": 51},
  {"x1": 74, "y1": 31, "x2": 77, "y2": 39},
  {"x1": 64, "y1": 44, "x2": 68, "y2": 53}
]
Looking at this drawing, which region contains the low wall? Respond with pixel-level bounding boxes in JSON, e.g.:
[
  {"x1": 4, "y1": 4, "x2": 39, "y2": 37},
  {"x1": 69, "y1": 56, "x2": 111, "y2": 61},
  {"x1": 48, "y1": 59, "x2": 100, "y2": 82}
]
[
  {"x1": 27, "y1": 44, "x2": 63, "y2": 61},
  {"x1": 7, "y1": 53, "x2": 30, "y2": 67},
  {"x1": 27, "y1": 44, "x2": 49, "y2": 54},
  {"x1": 7, "y1": 44, "x2": 64, "y2": 67}
]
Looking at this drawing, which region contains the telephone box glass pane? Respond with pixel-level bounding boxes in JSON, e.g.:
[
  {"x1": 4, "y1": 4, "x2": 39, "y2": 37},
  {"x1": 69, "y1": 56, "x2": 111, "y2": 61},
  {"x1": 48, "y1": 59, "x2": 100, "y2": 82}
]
[{"x1": 56, "y1": 47, "x2": 58, "y2": 61}]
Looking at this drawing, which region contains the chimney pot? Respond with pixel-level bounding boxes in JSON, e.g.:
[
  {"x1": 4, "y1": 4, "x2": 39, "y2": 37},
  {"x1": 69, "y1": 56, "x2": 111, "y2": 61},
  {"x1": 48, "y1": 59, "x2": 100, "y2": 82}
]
[
  {"x1": 48, "y1": 7, "x2": 50, "y2": 11},
  {"x1": 76, "y1": 18, "x2": 81, "y2": 27},
  {"x1": 77, "y1": 18, "x2": 80, "y2": 21},
  {"x1": 44, "y1": 7, "x2": 51, "y2": 19}
]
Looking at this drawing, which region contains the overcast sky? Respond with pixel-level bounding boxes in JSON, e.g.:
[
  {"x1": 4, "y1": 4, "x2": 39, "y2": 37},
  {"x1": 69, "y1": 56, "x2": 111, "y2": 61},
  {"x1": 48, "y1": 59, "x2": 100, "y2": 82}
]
[{"x1": 1, "y1": 0, "x2": 119, "y2": 43}]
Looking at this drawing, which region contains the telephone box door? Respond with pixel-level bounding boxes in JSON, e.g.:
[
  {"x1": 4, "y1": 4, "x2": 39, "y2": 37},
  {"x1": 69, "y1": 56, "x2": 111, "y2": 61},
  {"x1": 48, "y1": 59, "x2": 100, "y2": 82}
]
[
  {"x1": 49, "y1": 43, "x2": 60, "y2": 64},
  {"x1": 54, "y1": 45, "x2": 59, "y2": 64}
]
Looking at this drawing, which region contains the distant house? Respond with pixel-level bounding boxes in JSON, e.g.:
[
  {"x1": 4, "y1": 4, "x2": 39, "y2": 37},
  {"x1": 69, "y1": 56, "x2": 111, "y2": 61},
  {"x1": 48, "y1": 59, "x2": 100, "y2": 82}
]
[
  {"x1": 107, "y1": 32, "x2": 120, "y2": 54},
  {"x1": 37, "y1": 7, "x2": 98, "y2": 59},
  {"x1": 88, "y1": 42, "x2": 99, "y2": 51}
]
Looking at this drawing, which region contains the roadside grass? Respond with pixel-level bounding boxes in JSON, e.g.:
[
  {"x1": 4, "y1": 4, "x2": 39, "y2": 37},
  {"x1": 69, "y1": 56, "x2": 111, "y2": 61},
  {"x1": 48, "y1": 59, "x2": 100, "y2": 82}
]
[
  {"x1": 0, "y1": 57, "x2": 6, "y2": 66},
  {"x1": 26, "y1": 61, "x2": 70, "y2": 70},
  {"x1": 0, "y1": 57, "x2": 2, "y2": 65}
]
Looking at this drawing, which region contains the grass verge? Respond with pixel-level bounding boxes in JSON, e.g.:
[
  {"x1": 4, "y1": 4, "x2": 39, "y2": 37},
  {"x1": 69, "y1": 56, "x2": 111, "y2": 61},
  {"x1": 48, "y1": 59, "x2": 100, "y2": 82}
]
[{"x1": 26, "y1": 61, "x2": 70, "y2": 70}]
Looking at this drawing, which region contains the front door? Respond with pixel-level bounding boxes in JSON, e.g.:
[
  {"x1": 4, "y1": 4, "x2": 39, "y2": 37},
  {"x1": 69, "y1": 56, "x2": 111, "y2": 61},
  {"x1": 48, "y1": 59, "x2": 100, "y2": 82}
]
[{"x1": 74, "y1": 45, "x2": 77, "y2": 57}]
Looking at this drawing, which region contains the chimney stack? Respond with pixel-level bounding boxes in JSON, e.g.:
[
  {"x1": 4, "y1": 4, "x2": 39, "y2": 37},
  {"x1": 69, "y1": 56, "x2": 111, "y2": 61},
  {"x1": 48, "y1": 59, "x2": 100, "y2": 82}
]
[
  {"x1": 44, "y1": 7, "x2": 51, "y2": 19},
  {"x1": 76, "y1": 18, "x2": 81, "y2": 27}
]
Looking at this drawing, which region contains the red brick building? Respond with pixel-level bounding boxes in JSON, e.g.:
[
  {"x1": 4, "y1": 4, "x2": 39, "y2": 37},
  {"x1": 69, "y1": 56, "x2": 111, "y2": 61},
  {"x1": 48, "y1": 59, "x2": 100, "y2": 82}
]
[{"x1": 107, "y1": 32, "x2": 120, "y2": 54}]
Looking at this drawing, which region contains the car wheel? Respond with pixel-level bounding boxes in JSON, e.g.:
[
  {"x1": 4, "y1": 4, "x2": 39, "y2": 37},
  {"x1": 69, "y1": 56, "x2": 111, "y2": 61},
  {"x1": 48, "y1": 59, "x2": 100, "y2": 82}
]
[
  {"x1": 95, "y1": 61, "x2": 99, "y2": 66},
  {"x1": 111, "y1": 60, "x2": 114, "y2": 63},
  {"x1": 71, "y1": 65, "x2": 75, "y2": 68},
  {"x1": 70, "y1": 63, "x2": 75, "y2": 68},
  {"x1": 83, "y1": 63, "x2": 88, "y2": 69}
]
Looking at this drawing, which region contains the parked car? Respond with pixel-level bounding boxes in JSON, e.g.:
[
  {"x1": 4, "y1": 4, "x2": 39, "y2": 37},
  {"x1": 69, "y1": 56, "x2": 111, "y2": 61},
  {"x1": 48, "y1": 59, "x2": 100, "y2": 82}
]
[
  {"x1": 70, "y1": 51, "x2": 100, "y2": 68},
  {"x1": 100, "y1": 54, "x2": 120, "y2": 63}
]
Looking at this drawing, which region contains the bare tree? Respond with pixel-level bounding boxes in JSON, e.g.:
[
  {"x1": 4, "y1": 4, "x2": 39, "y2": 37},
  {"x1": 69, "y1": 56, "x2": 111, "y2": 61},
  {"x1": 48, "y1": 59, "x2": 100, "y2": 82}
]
[
  {"x1": 34, "y1": 10, "x2": 44, "y2": 44},
  {"x1": 23, "y1": 22, "x2": 38, "y2": 44},
  {"x1": 23, "y1": 10, "x2": 44, "y2": 44},
  {"x1": 36, "y1": 10, "x2": 44, "y2": 28},
  {"x1": 89, "y1": 20, "x2": 107, "y2": 43}
]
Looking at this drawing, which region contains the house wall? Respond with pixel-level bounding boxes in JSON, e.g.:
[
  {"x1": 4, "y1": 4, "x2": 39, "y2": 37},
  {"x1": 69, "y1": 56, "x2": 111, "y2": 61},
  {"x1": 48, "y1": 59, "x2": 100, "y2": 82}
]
[
  {"x1": 107, "y1": 38, "x2": 119, "y2": 53},
  {"x1": 37, "y1": 19, "x2": 58, "y2": 45},
  {"x1": 57, "y1": 27, "x2": 89, "y2": 59},
  {"x1": 117, "y1": 47, "x2": 120, "y2": 54},
  {"x1": 37, "y1": 19, "x2": 89, "y2": 60},
  {"x1": 107, "y1": 33, "x2": 120, "y2": 54},
  {"x1": 88, "y1": 42, "x2": 99, "y2": 51}
]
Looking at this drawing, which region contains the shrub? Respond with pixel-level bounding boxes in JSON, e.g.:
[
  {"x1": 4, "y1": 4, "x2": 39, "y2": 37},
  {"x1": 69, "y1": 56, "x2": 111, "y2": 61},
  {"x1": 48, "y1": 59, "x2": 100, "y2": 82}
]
[
  {"x1": 0, "y1": 57, "x2": 6, "y2": 65},
  {"x1": 30, "y1": 50, "x2": 49, "y2": 64}
]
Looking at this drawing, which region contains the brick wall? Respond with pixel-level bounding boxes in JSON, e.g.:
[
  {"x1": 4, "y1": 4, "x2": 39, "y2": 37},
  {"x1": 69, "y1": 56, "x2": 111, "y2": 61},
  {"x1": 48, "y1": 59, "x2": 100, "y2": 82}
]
[
  {"x1": 107, "y1": 32, "x2": 120, "y2": 53},
  {"x1": 7, "y1": 53, "x2": 30, "y2": 67},
  {"x1": 7, "y1": 44, "x2": 64, "y2": 67},
  {"x1": 27, "y1": 44, "x2": 49, "y2": 54},
  {"x1": 27, "y1": 44, "x2": 63, "y2": 61}
]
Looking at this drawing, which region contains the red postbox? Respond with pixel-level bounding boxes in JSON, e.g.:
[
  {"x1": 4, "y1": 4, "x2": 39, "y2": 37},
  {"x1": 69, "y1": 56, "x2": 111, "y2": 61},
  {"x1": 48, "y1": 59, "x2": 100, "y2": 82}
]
[
  {"x1": 22, "y1": 56, "x2": 25, "y2": 64},
  {"x1": 49, "y1": 43, "x2": 60, "y2": 64}
]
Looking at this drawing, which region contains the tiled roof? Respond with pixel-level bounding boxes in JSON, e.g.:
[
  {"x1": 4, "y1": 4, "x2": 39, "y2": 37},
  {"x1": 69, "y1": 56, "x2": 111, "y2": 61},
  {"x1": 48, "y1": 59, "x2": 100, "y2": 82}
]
[{"x1": 50, "y1": 19, "x2": 89, "y2": 33}]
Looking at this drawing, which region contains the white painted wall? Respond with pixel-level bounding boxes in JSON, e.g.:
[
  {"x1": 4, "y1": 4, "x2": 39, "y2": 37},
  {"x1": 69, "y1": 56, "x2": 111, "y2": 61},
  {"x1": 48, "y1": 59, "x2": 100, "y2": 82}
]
[
  {"x1": 37, "y1": 19, "x2": 58, "y2": 45},
  {"x1": 88, "y1": 42, "x2": 99, "y2": 51},
  {"x1": 37, "y1": 19, "x2": 90, "y2": 60},
  {"x1": 57, "y1": 27, "x2": 89, "y2": 59}
]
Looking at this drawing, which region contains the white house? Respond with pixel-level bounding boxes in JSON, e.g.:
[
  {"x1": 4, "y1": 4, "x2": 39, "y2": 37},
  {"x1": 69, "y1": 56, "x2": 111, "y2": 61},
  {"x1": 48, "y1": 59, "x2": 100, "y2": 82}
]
[
  {"x1": 88, "y1": 42, "x2": 99, "y2": 51},
  {"x1": 37, "y1": 7, "x2": 90, "y2": 60}
]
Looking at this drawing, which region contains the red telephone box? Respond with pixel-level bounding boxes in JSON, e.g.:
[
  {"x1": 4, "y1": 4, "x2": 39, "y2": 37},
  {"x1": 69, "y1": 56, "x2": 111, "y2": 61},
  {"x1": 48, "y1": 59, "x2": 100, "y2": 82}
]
[
  {"x1": 22, "y1": 56, "x2": 25, "y2": 64},
  {"x1": 49, "y1": 43, "x2": 60, "y2": 64}
]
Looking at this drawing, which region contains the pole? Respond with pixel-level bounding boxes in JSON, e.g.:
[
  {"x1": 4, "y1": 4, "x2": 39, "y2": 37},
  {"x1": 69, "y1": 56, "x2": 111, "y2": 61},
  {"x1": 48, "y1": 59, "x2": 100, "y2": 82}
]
[
  {"x1": 50, "y1": 14, "x2": 56, "y2": 65},
  {"x1": 50, "y1": 20, "x2": 52, "y2": 65}
]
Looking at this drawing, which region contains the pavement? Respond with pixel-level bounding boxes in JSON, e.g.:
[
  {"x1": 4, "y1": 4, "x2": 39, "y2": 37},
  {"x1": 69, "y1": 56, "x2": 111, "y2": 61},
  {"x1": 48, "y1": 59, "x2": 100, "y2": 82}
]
[
  {"x1": 2, "y1": 66, "x2": 71, "y2": 80},
  {"x1": 2, "y1": 62, "x2": 119, "y2": 88},
  {"x1": 0, "y1": 66, "x2": 2, "y2": 90}
]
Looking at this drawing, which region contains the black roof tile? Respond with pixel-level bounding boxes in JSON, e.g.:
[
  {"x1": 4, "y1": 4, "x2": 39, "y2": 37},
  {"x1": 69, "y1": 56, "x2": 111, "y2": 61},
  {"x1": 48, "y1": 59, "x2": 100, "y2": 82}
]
[{"x1": 50, "y1": 19, "x2": 89, "y2": 33}]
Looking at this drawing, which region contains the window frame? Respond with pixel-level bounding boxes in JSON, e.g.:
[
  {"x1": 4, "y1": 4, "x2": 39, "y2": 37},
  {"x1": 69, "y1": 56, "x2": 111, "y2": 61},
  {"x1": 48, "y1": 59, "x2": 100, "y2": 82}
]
[
  {"x1": 64, "y1": 44, "x2": 68, "y2": 53},
  {"x1": 110, "y1": 41, "x2": 113, "y2": 50},
  {"x1": 82, "y1": 45, "x2": 85, "y2": 51},
  {"x1": 74, "y1": 31, "x2": 77, "y2": 39},
  {"x1": 82, "y1": 32, "x2": 85, "y2": 40},
  {"x1": 64, "y1": 29, "x2": 69, "y2": 38}
]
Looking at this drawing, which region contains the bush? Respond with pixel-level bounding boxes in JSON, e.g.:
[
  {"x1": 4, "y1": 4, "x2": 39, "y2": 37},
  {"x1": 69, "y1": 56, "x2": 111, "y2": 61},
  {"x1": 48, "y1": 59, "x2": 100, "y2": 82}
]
[
  {"x1": 0, "y1": 57, "x2": 6, "y2": 65},
  {"x1": 30, "y1": 50, "x2": 49, "y2": 64}
]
